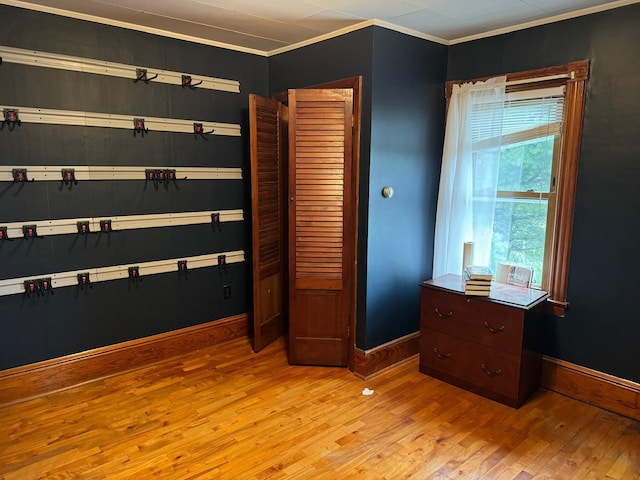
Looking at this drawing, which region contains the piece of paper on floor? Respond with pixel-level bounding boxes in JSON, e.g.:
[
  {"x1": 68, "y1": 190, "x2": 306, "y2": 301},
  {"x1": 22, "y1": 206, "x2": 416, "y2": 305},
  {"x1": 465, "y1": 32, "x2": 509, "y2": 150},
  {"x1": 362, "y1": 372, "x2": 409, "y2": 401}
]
[{"x1": 362, "y1": 388, "x2": 374, "y2": 396}]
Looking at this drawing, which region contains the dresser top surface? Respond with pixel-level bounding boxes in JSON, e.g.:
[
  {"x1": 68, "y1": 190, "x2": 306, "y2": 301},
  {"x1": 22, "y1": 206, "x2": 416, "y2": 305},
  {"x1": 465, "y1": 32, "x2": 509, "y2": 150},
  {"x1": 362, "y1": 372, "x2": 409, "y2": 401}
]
[{"x1": 421, "y1": 274, "x2": 549, "y2": 310}]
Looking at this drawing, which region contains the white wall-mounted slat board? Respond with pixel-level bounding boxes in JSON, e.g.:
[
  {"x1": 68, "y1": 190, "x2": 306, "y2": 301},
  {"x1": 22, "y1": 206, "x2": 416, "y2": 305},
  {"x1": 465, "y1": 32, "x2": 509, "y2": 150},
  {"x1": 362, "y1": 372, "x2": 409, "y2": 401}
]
[
  {"x1": 0, "y1": 250, "x2": 245, "y2": 297},
  {"x1": 0, "y1": 209, "x2": 244, "y2": 238},
  {"x1": 0, "y1": 45, "x2": 240, "y2": 93},
  {"x1": 0, "y1": 106, "x2": 241, "y2": 137},
  {"x1": 0, "y1": 166, "x2": 242, "y2": 182}
]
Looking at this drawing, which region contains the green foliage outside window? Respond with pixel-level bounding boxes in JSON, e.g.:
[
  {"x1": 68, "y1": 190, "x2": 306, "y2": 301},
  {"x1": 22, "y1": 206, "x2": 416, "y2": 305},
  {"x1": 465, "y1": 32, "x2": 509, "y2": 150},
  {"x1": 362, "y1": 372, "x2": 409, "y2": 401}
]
[
  {"x1": 497, "y1": 136, "x2": 554, "y2": 192},
  {"x1": 488, "y1": 136, "x2": 556, "y2": 287}
]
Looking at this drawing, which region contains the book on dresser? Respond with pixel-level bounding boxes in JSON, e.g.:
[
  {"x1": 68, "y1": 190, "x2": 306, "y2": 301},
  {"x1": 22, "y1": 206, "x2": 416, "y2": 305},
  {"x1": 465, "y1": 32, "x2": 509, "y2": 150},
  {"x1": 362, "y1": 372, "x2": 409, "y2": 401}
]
[
  {"x1": 463, "y1": 266, "x2": 492, "y2": 295},
  {"x1": 464, "y1": 285, "x2": 491, "y2": 296},
  {"x1": 463, "y1": 265, "x2": 493, "y2": 281}
]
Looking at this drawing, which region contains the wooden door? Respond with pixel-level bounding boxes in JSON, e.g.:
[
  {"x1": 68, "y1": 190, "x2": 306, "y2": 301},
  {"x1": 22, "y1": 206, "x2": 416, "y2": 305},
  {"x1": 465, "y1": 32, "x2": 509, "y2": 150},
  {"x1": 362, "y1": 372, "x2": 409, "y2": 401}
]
[
  {"x1": 288, "y1": 88, "x2": 354, "y2": 366},
  {"x1": 249, "y1": 94, "x2": 288, "y2": 352}
]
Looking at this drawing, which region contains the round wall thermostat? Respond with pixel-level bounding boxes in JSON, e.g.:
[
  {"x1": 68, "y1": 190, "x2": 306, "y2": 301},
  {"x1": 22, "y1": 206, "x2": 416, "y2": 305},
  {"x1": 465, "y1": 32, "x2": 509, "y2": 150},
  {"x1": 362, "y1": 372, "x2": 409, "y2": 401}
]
[{"x1": 382, "y1": 186, "x2": 394, "y2": 198}]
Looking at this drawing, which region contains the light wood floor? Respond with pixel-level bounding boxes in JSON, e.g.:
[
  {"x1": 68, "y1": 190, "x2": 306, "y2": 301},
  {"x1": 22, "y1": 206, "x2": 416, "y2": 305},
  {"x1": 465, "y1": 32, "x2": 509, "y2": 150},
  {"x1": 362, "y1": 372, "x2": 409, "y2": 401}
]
[{"x1": 1, "y1": 336, "x2": 638, "y2": 479}]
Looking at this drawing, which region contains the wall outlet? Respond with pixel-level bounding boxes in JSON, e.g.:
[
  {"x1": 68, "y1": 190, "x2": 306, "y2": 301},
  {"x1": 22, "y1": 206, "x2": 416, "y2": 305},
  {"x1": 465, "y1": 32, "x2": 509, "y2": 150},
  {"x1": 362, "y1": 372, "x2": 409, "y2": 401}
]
[{"x1": 223, "y1": 285, "x2": 231, "y2": 299}]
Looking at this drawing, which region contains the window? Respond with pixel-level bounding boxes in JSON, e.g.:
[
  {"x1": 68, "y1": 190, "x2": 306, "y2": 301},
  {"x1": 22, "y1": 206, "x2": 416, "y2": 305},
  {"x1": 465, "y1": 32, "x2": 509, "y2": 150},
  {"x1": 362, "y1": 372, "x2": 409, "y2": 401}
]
[
  {"x1": 438, "y1": 61, "x2": 589, "y2": 315},
  {"x1": 474, "y1": 89, "x2": 564, "y2": 288}
]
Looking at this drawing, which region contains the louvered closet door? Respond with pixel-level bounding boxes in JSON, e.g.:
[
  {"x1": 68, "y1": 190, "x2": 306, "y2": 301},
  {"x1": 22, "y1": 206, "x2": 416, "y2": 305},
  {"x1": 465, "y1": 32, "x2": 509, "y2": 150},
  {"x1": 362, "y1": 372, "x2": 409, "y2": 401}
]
[
  {"x1": 288, "y1": 89, "x2": 353, "y2": 366},
  {"x1": 249, "y1": 94, "x2": 287, "y2": 352}
]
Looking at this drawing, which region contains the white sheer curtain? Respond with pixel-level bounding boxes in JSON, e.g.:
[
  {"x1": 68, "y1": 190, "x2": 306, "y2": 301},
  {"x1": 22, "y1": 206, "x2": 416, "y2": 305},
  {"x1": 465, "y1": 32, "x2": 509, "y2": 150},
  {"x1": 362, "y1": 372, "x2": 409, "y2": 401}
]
[{"x1": 433, "y1": 77, "x2": 506, "y2": 277}]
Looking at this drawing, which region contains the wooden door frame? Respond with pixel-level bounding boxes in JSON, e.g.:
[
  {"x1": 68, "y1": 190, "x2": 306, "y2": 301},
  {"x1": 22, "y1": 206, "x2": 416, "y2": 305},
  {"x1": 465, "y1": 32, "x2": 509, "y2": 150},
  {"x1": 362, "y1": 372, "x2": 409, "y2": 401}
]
[{"x1": 273, "y1": 76, "x2": 362, "y2": 371}]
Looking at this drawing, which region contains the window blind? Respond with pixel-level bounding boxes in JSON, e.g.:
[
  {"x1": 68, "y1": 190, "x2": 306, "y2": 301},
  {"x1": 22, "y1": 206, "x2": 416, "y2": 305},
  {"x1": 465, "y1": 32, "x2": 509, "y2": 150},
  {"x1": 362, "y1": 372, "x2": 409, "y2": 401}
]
[{"x1": 472, "y1": 86, "x2": 565, "y2": 149}]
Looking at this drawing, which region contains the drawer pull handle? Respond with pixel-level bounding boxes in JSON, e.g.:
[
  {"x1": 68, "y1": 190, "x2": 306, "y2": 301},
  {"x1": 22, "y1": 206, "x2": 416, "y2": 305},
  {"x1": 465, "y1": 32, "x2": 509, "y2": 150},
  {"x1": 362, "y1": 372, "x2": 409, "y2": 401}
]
[
  {"x1": 434, "y1": 307, "x2": 453, "y2": 319},
  {"x1": 433, "y1": 347, "x2": 451, "y2": 360},
  {"x1": 483, "y1": 321, "x2": 505, "y2": 334},
  {"x1": 481, "y1": 363, "x2": 502, "y2": 377}
]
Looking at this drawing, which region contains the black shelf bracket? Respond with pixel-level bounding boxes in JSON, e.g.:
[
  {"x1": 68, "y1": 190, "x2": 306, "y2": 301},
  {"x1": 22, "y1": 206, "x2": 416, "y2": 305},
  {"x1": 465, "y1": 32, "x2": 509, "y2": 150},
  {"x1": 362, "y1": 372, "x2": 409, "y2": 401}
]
[
  {"x1": 12, "y1": 168, "x2": 33, "y2": 183},
  {"x1": 61, "y1": 168, "x2": 77, "y2": 189},
  {"x1": 133, "y1": 118, "x2": 149, "y2": 137},
  {"x1": 77, "y1": 272, "x2": 92, "y2": 290},
  {"x1": 181, "y1": 75, "x2": 203, "y2": 89},
  {"x1": 1, "y1": 108, "x2": 21, "y2": 131},
  {"x1": 194, "y1": 122, "x2": 214, "y2": 140},
  {"x1": 134, "y1": 68, "x2": 158, "y2": 84}
]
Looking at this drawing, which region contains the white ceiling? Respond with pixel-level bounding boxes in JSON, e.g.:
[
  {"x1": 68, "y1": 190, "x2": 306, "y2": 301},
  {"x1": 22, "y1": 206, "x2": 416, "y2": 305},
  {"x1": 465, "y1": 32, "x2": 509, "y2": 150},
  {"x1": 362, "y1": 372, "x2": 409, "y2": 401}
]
[{"x1": 3, "y1": 0, "x2": 637, "y2": 55}]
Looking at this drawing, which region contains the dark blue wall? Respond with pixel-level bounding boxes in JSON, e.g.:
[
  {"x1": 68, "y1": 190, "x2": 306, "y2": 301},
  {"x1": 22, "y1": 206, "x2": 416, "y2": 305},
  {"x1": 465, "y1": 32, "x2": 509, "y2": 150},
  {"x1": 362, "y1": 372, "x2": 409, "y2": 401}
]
[
  {"x1": 0, "y1": 5, "x2": 268, "y2": 369},
  {"x1": 268, "y1": 28, "x2": 375, "y2": 349},
  {"x1": 448, "y1": 4, "x2": 640, "y2": 382},
  {"x1": 365, "y1": 28, "x2": 447, "y2": 349}
]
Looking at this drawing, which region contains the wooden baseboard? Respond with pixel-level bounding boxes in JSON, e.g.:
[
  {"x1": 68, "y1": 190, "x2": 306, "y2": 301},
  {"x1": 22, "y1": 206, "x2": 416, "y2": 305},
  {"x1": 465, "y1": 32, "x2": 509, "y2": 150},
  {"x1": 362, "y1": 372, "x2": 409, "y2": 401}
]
[
  {"x1": 353, "y1": 332, "x2": 420, "y2": 380},
  {"x1": 6, "y1": 322, "x2": 636, "y2": 421},
  {"x1": 541, "y1": 356, "x2": 639, "y2": 421},
  {"x1": 352, "y1": 336, "x2": 639, "y2": 420},
  {"x1": 0, "y1": 314, "x2": 249, "y2": 407}
]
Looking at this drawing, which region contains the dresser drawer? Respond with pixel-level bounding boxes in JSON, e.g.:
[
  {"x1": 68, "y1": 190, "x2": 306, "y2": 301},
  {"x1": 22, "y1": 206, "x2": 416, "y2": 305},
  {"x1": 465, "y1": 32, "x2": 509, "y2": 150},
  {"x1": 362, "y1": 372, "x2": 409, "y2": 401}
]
[
  {"x1": 420, "y1": 328, "x2": 521, "y2": 400},
  {"x1": 421, "y1": 288, "x2": 524, "y2": 354}
]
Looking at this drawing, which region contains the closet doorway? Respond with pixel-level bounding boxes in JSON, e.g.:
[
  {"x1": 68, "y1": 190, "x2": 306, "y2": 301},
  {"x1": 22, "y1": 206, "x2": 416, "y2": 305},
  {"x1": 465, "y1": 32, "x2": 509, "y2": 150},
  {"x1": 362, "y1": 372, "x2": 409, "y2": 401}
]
[{"x1": 250, "y1": 77, "x2": 362, "y2": 369}]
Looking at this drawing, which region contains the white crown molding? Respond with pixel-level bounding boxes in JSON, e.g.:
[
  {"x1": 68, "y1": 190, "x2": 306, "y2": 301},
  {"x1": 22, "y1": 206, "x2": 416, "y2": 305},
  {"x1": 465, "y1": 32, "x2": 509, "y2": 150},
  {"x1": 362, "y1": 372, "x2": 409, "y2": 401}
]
[
  {"x1": 267, "y1": 19, "x2": 449, "y2": 57},
  {"x1": 372, "y1": 19, "x2": 449, "y2": 46},
  {"x1": 449, "y1": 0, "x2": 640, "y2": 45},
  {"x1": 267, "y1": 19, "x2": 376, "y2": 56},
  {"x1": 2, "y1": 0, "x2": 639, "y2": 56},
  {"x1": 0, "y1": 0, "x2": 269, "y2": 56}
]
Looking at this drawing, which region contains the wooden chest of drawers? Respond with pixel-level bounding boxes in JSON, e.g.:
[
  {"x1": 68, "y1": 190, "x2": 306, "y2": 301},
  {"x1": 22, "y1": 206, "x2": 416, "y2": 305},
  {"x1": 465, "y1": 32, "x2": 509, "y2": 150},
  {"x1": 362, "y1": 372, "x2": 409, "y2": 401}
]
[{"x1": 419, "y1": 274, "x2": 548, "y2": 408}]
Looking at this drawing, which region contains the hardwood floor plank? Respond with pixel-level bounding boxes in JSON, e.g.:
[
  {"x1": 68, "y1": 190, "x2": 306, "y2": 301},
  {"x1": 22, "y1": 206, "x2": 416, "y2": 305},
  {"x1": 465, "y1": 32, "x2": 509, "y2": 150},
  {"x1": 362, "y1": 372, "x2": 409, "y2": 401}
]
[{"x1": 0, "y1": 336, "x2": 638, "y2": 479}]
